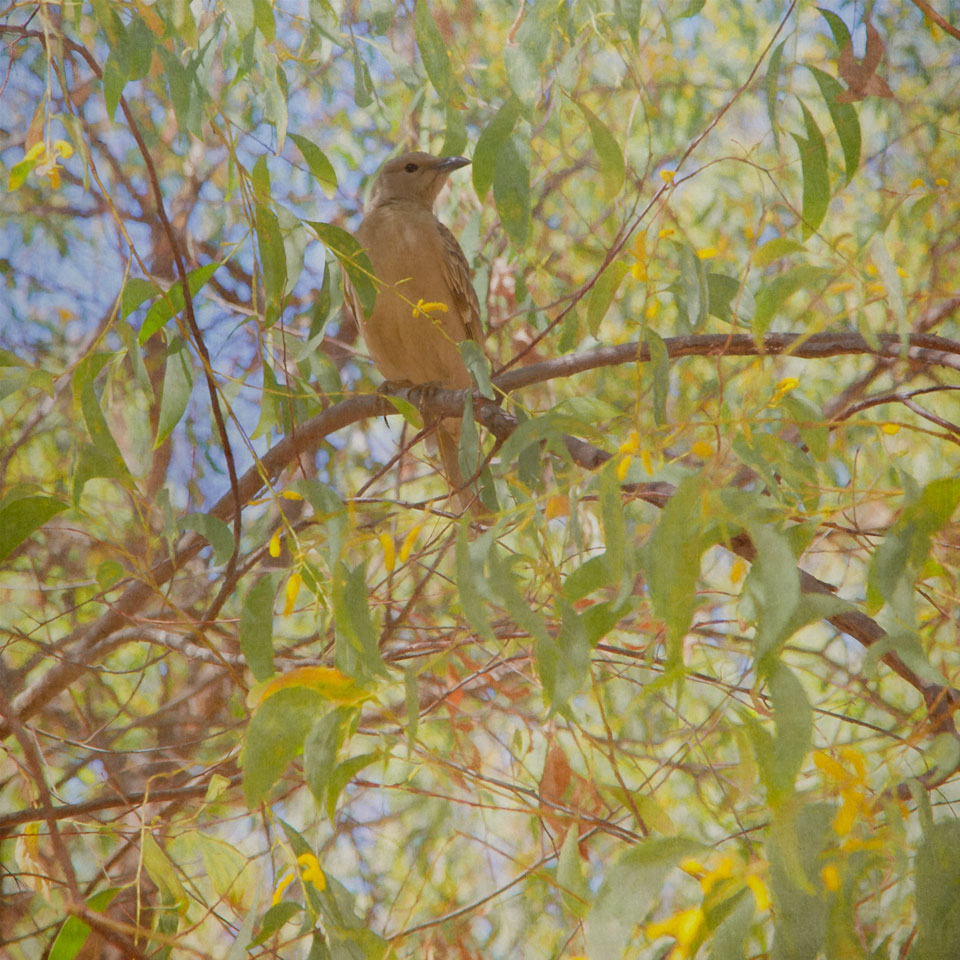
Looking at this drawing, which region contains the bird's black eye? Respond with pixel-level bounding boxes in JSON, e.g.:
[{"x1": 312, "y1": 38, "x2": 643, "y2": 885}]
[{"x1": 404, "y1": 162, "x2": 418, "y2": 173}]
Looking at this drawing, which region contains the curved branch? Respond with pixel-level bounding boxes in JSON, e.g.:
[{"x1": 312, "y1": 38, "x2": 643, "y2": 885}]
[{"x1": 5, "y1": 331, "x2": 960, "y2": 739}]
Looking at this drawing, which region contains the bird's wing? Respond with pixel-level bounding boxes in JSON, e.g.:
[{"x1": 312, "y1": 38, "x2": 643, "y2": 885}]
[{"x1": 437, "y1": 221, "x2": 484, "y2": 345}]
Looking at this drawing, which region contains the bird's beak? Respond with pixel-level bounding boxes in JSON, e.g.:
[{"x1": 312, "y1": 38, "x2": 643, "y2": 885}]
[{"x1": 434, "y1": 156, "x2": 471, "y2": 172}]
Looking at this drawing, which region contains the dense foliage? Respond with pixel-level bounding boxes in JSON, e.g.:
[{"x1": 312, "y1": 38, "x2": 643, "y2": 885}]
[{"x1": 2, "y1": 1, "x2": 960, "y2": 958}]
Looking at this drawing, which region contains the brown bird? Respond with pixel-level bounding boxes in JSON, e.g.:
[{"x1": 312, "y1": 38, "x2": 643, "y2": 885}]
[{"x1": 344, "y1": 150, "x2": 484, "y2": 511}]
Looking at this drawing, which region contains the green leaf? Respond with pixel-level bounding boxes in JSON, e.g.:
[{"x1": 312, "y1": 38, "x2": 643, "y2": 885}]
[
  {"x1": 239, "y1": 576, "x2": 278, "y2": 681},
  {"x1": 456, "y1": 523, "x2": 495, "y2": 641},
  {"x1": 575, "y1": 100, "x2": 625, "y2": 198},
  {"x1": 304, "y1": 709, "x2": 343, "y2": 811},
  {"x1": 325, "y1": 751, "x2": 379, "y2": 822},
  {"x1": 441, "y1": 103, "x2": 468, "y2": 158},
  {"x1": 126, "y1": 17, "x2": 154, "y2": 78},
  {"x1": 7, "y1": 151, "x2": 41, "y2": 192},
  {"x1": 707, "y1": 272, "x2": 754, "y2": 325},
  {"x1": 586, "y1": 837, "x2": 707, "y2": 960},
  {"x1": 586, "y1": 261, "x2": 629, "y2": 336},
  {"x1": 766, "y1": 40, "x2": 786, "y2": 151},
  {"x1": 866, "y1": 476, "x2": 960, "y2": 618},
  {"x1": 458, "y1": 339, "x2": 494, "y2": 399},
  {"x1": 792, "y1": 101, "x2": 830, "y2": 239},
  {"x1": 615, "y1": 0, "x2": 643, "y2": 45},
  {"x1": 306, "y1": 221, "x2": 376, "y2": 320},
  {"x1": 256, "y1": 202, "x2": 288, "y2": 324},
  {"x1": 95, "y1": 559, "x2": 124, "y2": 590},
  {"x1": 911, "y1": 821, "x2": 960, "y2": 960},
  {"x1": 352, "y1": 48, "x2": 373, "y2": 107},
  {"x1": 0, "y1": 496, "x2": 68, "y2": 564},
  {"x1": 48, "y1": 889, "x2": 119, "y2": 960},
  {"x1": 745, "y1": 524, "x2": 800, "y2": 666},
  {"x1": 492, "y1": 136, "x2": 530, "y2": 248},
  {"x1": 139, "y1": 263, "x2": 221, "y2": 343},
  {"x1": 676, "y1": 242, "x2": 708, "y2": 329},
  {"x1": 333, "y1": 562, "x2": 387, "y2": 679},
  {"x1": 709, "y1": 889, "x2": 754, "y2": 960},
  {"x1": 781, "y1": 394, "x2": 829, "y2": 461},
  {"x1": 503, "y1": 10, "x2": 551, "y2": 109},
  {"x1": 195, "y1": 833, "x2": 248, "y2": 903},
  {"x1": 289, "y1": 133, "x2": 337, "y2": 197},
  {"x1": 640, "y1": 474, "x2": 707, "y2": 655},
  {"x1": 155, "y1": 337, "x2": 193, "y2": 447},
  {"x1": 243, "y1": 686, "x2": 325, "y2": 806},
  {"x1": 71, "y1": 354, "x2": 131, "y2": 501},
  {"x1": 142, "y1": 832, "x2": 189, "y2": 912},
  {"x1": 487, "y1": 543, "x2": 550, "y2": 645},
  {"x1": 102, "y1": 56, "x2": 126, "y2": 121},
  {"x1": 753, "y1": 238, "x2": 806, "y2": 269},
  {"x1": 179, "y1": 513, "x2": 234, "y2": 566},
  {"x1": 223, "y1": 0, "x2": 254, "y2": 33},
  {"x1": 598, "y1": 460, "x2": 629, "y2": 597},
  {"x1": 767, "y1": 663, "x2": 812, "y2": 803},
  {"x1": 253, "y1": 0, "x2": 275, "y2": 39},
  {"x1": 557, "y1": 825, "x2": 591, "y2": 916},
  {"x1": 472, "y1": 98, "x2": 520, "y2": 198},
  {"x1": 251, "y1": 902, "x2": 302, "y2": 948},
  {"x1": 753, "y1": 265, "x2": 831, "y2": 335},
  {"x1": 414, "y1": 0, "x2": 452, "y2": 98},
  {"x1": 768, "y1": 804, "x2": 833, "y2": 957},
  {"x1": 537, "y1": 599, "x2": 590, "y2": 712},
  {"x1": 644, "y1": 328, "x2": 669, "y2": 427},
  {"x1": 458, "y1": 391, "x2": 480, "y2": 480},
  {"x1": 808, "y1": 66, "x2": 861, "y2": 184},
  {"x1": 563, "y1": 554, "x2": 613, "y2": 604},
  {"x1": 121, "y1": 277, "x2": 160, "y2": 318},
  {"x1": 862, "y1": 631, "x2": 943, "y2": 687},
  {"x1": 816, "y1": 7, "x2": 852, "y2": 50}
]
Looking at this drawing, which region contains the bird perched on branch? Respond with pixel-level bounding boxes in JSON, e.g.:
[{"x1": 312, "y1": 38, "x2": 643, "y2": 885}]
[{"x1": 344, "y1": 150, "x2": 484, "y2": 511}]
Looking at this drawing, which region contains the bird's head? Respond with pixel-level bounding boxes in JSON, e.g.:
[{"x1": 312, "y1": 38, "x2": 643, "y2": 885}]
[{"x1": 368, "y1": 151, "x2": 471, "y2": 209}]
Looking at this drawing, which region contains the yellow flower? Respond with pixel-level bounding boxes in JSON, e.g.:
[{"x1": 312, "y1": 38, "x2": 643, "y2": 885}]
[
  {"x1": 646, "y1": 906, "x2": 705, "y2": 956},
  {"x1": 881, "y1": 422, "x2": 900, "y2": 435},
  {"x1": 297, "y1": 853, "x2": 326, "y2": 892},
  {"x1": 640, "y1": 448, "x2": 654, "y2": 475},
  {"x1": 269, "y1": 529, "x2": 282, "y2": 558},
  {"x1": 821, "y1": 864, "x2": 840, "y2": 891},
  {"x1": 690, "y1": 440, "x2": 713, "y2": 459},
  {"x1": 698, "y1": 856, "x2": 735, "y2": 895},
  {"x1": 617, "y1": 455, "x2": 632, "y2": 481},
  {"x1": 935, "y1": 177, "x2": 948, "y2": 187},
  {"x1": 399, "y1": 524, "x2": 423, "y2": 563},
  {"x1": 909, "y1": 178, "x2": 925, "y2": 189},
  {"x1": 618, "y1": 429, "x2": 641, "y2": 455},
  {"x1": 696, "y1": 246, "x2": 718, "y2": 260},
  {"x1": 729, "y1": 557, "x2": 746, "y2": 584},
  {"x1": 768, "y1": 377, "x2": 799, "y2": 408},
  {"x1": 283, "y1": 571, "x2": 302, "y2": 615},
  {"x1": 746, "y1": 873, "x2": 771, "y2": 911},
  {"x1": 545, "y1": 494, "x2": 569, "y2": 519},
  {"x1": 379, "y1": 532, "x2": 396, "y2": 573},
  {"x1": 660, "y1": 169, "x2": 676, "y2": 183},
  {"x1": 412, "y1": 298, "x2": 448, "y2": 318},
  {"x1": 272, "y1": 871, "x2": 295, "y2": 905},
  {"x1": 631, "y1": 230, "x2": 648, "y2": 281}
]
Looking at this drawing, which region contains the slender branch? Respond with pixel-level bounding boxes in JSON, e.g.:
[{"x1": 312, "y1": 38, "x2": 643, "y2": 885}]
[{"x1": 5, "y1": 330, "x2": 960, "y2": 739}]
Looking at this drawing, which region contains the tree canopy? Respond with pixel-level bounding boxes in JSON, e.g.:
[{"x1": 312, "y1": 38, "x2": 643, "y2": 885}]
[{"x1": 2, "y1": 1, "x2": 960, "y2": 958}]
